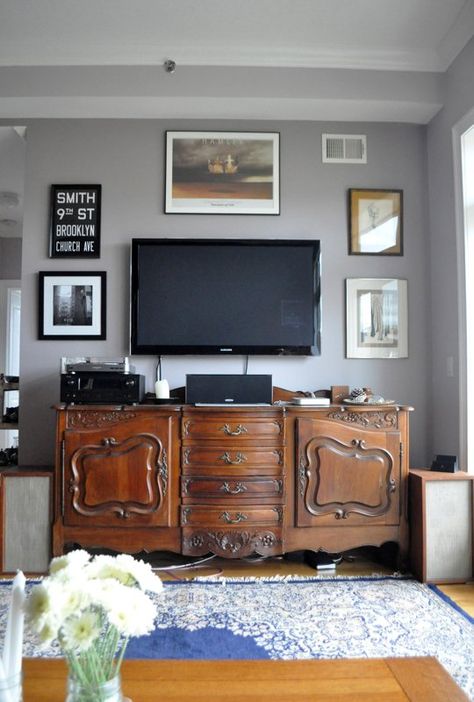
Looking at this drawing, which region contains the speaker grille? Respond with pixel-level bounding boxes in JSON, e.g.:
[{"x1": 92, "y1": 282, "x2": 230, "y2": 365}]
[
  {"x1": 425, "y1": 480, "x2": 472, "y2": 582},
  {"x1": 4, "y1": 476, "x2": 51, "y2": 573}
]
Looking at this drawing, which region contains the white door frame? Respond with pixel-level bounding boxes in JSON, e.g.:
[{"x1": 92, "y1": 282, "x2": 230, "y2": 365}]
[{"x1": 453, "y1": 108, "x2": 474, "y2": 474}]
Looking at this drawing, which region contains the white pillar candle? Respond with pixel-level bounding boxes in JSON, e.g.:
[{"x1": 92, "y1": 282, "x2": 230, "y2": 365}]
[
  {"x1": 3, "y1": 570, "x2": 25, "y2": 699},
  {"x1": 155, "y1": 379, "x2": 170, "y2": 399},
  {"x1": 0, "y1": 658, "x2": 13, "y2": 702}
]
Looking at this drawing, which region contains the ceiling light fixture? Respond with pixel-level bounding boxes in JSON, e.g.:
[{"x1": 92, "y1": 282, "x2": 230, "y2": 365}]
[
  {"x1": 0, "y1": 218, "x2": 18, "y2": 228},
  {"x1": 0, "y1": 191, "x2": 19, "y2": 208}
]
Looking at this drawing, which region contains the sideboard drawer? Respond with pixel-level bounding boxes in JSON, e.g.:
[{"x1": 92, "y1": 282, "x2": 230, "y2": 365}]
[
  {"x1": 182, "y1": 416, "x2": 284, "y2": 442},
  {"x1": 182, "y1": 446, "x2": 284, "y2": 470},
  {"x1": 181, "y1": 476, "x2": 284, "y2": 499},
  {"x1": 180, "y1": 505, "x2": 283, "y2": 527}
]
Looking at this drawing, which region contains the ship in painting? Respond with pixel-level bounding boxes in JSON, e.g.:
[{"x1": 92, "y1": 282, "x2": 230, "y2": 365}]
[{"x1": 207, "y1": 154, "x2": 239, "y2": 175}]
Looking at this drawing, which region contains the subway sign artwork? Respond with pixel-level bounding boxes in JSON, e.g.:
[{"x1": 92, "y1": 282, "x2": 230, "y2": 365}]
[{"x1": 50, "y1": 184, "x2": 101, "y2": 258}]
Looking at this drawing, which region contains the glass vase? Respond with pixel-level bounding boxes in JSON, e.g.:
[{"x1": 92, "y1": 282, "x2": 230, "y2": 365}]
[
  {"x1": 65, "y1": 674, "x2": 124, "y2": 702},
  {"x1": 0, "y1": 671, "x2": 22, "y2": 702}
]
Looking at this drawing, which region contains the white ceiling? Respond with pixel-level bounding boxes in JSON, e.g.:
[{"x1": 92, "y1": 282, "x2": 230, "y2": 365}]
[
  {"x1": 0, "y1": 0, "x2": 473, "y2": 71},
  {"x1": 0, "y1": 2, "x2": 473, "y2": 240},
  {"x1": 0, "y1": 1, "x2": 473, "y2": 124}
]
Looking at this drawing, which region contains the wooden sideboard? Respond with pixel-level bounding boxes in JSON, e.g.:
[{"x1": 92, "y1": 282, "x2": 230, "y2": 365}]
[{"x1": 52, "y1": 399, "x2": 412, "y2": 564}]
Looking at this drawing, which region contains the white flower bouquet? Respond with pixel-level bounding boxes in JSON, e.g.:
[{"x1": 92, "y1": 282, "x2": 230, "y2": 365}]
[{"x1": 25, "y1": 551, "x2": 162, "y2": 696}]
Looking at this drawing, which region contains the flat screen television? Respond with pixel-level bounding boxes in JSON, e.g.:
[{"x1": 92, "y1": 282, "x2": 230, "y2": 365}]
[{"x1": 130, "y1": 238, "x2": 321, "y2": 356}]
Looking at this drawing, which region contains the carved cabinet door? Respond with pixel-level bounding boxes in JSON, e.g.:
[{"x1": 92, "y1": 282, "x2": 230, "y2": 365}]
[
  {"x1": 62, "y1": 413, "x2": 172, "y2": 527},
  {"x1": 296, "y1": 417, "x2": 402, "y2": 527}
]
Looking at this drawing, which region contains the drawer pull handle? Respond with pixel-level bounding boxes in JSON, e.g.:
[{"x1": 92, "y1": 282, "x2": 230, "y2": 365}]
[
  {"x1": 220, "y1": 451, "x2": 247, "y2": 465},
  {"x1": 220, "y1": 481, "x2": 248, "y2": 495},
  {"x1": 221, "y1": 423, "x2": 248, "y2": 436},
  {"x1": 221, "y1": 511, "x2": 248, "y2": 524}
]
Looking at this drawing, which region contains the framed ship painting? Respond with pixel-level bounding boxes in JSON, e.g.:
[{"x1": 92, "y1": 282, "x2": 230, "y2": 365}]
[{"x1": 165, "y1": 131, "x2": 280, "y2": 214}]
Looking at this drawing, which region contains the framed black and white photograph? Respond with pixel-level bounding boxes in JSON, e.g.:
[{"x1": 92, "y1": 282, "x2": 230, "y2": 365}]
[
  {"x1": 349, "y1": 189, "x2": 403, "y2": 255},
  {"x1": 346, "y1": 278, "x2": 407, "y2": 358},
  {"x1": 49, "y1": 184, "x2": 101, "y2": 258},
  {"x1": 38, "y1": 272, "x2": 106, "y2": 340},
  {"x1": 165, "y1": 131, "x2": 280, "y2": 214}
]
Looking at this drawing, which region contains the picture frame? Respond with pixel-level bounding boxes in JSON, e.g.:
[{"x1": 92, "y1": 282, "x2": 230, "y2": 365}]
[
  {"x1": 38, "y1": 271, "x2": 106, "y2": 340},
  {"x1": 165, "y1": 131, "x2": 280, "y2": 214},
  {"x1": 49, "y1": 184, "x2": 101, "y2": 259},
  {"x1": 348, "y1": 189, "x2": 403, "y2": 255},
  {"x1": 346, "y1": 278, "x2": 407, "y2": 358}
]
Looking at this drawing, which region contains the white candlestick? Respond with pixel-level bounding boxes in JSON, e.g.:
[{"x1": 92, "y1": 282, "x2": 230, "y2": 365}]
[
  {"x1": 155, "y1": 379, "x2": 170, "y2": 399},
  {"x1": 0, "y1": 658, "x2": 13, "y2": 702},
  {"x1": 3, "y1": 570, "x2": 25, "y2": 700}
]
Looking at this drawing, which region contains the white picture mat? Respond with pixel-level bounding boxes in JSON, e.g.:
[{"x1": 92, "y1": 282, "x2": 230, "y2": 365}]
[
  {"x1": 42, "y1": 274, "x2": 103, "y2": 336},
  {"x1": 165, "y1": 131, "x2": 280, "y2": 214},
  {"x1": 346, "y1": 278, "x2": 408, "y2": 358}
]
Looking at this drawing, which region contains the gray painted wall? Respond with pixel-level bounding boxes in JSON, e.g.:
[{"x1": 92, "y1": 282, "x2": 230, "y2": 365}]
[
  {"x1": 19, "y1": 119, "x2": 430, "y2": 467},
  {"x1": 0, "y1": 238, "x2": 21, "y2": 279},
  {"x1": 427, "y1": 36, "x2": 474, "y2": 461}
]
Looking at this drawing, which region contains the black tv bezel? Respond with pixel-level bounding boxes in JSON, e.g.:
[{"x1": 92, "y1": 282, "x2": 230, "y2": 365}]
[{"x1": 130, "y1": 238, "x2": 321, "y2": 356}]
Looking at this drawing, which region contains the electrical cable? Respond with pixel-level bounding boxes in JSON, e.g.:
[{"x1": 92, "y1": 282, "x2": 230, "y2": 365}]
[{"x1": 153, "y1": 553, "x2": 217, "y2": 571}]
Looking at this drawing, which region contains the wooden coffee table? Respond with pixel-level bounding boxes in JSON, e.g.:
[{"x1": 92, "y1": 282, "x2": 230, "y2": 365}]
[{"x1": 22, "y1": 656, "x2": 469, "y2": 701}]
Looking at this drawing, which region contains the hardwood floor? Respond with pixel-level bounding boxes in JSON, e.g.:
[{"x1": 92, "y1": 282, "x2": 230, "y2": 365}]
[
  {"x1": 438, "y1": 582, "x2": 474, "y2": 617},
  {"x1": 152, "y1": 548, "x2": 474, "y2": 617}
]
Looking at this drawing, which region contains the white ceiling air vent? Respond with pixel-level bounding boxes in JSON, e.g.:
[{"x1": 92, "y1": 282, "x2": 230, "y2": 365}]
[{"x1": 322, "y1": 134, "x2": 367, "y2": 164}]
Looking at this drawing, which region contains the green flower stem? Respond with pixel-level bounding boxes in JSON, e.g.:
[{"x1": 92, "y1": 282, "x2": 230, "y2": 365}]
[
  {"x1": 65, "y1": 649, "x2": 90, "y2": 687},
  {"x1": 104, "y1": 627, "x2": 121, "y2": 678},
  {"x1": 113, "y1": 636, "x2": 129, "y2": 677}
]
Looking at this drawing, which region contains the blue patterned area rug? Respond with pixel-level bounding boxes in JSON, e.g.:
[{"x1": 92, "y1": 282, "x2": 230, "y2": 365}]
[{"x1": 2, "y1": 575, "x2": 473, "y2": 700}]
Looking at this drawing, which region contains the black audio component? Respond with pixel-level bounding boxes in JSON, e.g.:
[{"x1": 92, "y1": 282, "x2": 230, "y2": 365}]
[
  {"x1": 430, "y1": 454, "x2": 458, "y2": 473},
  {"x1": 60, "y1": 372, "x2": 145, "y2": 405},
  {"x1": 186, "y1": 374, "x2": 272, "y2": 405}
]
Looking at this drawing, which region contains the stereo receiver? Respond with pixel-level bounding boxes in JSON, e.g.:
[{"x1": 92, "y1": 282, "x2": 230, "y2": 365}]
[{"x1": 60, "y1": 372, "x2": 145, "y2": 405}]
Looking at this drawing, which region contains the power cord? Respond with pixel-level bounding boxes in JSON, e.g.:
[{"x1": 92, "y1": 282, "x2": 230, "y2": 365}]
[
  {"x1": 153, "y1": 554, "x2": 217, "y2": 572},
  {"x1": 155, "y1": 356, "x2": 162, "y2": 382}
]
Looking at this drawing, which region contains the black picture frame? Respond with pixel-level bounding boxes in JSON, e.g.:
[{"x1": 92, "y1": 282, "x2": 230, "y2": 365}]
[
  {"x1": 38, "y1": 271, "x2": 106, "y2": 340},
  {"x1": 49, "y1": 184, "x2": 101, "y2": 258}
]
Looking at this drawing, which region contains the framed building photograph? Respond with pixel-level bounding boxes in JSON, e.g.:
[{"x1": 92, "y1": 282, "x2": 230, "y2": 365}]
[
  {"x1": 346, "y1": 278, "x2": 407, "y2": 358},
  {"x1": 38, "y1": 271, "x2": 106, "y2": 340},
  {"x1": 165, "y1": 131, "x2": 280, "y2": 214},
  {"x1": 349, "y1": 189, "x2": 403, "y2": 255}
]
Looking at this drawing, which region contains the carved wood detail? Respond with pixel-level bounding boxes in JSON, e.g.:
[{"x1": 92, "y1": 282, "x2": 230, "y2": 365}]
[
  {"x1": 67, "y1": 411, "x2": 138, "y2": 429},
  {"x1": 183, "y1": 420, "x2": 193, "y2": 437},
  {"x1": 182, "y1": 530, "x2": 282, "y2": 557},
  {"x1": 68, "y1": 433, "x2": 165, "y2": 519},
  {"x1": 271, "y1": 449, "x2": 284, "y2": 465},
  {"x1": 327, "y1": 410, "x2": 398, "y2": 429},
  {"x1": 300, "y1": 436, "x2": 396, "y2": 520},
  {"x1": 273, "y1": 420, "x2": 284, "y2": 435}
]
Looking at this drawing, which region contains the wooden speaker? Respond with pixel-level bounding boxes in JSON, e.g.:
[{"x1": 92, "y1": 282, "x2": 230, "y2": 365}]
[
  {"x1": 0, "y1": 468, "x2": 52, "y2": 574},
  {"x1": 410, "y1": 468, "x2": 474, "y2": 583}
]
